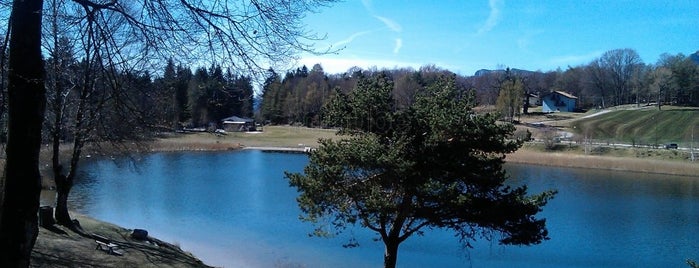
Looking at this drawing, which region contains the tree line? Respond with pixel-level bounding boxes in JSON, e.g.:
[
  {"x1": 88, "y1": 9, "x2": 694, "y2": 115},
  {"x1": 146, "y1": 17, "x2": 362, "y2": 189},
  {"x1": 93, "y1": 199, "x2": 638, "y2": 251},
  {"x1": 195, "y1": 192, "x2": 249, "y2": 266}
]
[
  {"x1": 0, "y1": 50, "x2": 256, "y2": 141},
  {"x1": 7, "y1": 47, "x2": 689, "y2": 136},
  {"x1": 471, "y1": 48, "x2": 699, "y2": 112},
  {"x1": 259, "y1": 48, "x2": 699, "y2": 127},
  {"x1": 259, "y1": 64, "x2": 472, "y2": 126}
]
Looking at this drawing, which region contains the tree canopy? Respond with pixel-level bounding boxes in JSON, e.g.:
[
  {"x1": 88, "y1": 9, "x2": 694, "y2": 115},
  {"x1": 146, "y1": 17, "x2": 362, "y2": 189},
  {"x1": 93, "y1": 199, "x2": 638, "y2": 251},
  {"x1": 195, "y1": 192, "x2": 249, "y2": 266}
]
[
  {"x1": 496, "y1": 71, "x2": 524, "y2": 122},
  {"x1": 286, "y1": 72, "x2": 556, "y2": 268},
  {"x1": 259, "y1": 50, "x2": 699, "y2": 128}
]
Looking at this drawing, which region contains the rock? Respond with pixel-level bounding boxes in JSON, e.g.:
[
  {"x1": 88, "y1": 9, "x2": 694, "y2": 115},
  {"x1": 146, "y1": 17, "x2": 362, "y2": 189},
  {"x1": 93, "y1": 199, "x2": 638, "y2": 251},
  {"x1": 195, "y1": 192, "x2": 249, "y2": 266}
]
[{"x1": 131, "y1": 229, "x2": 148, "y2": 240}]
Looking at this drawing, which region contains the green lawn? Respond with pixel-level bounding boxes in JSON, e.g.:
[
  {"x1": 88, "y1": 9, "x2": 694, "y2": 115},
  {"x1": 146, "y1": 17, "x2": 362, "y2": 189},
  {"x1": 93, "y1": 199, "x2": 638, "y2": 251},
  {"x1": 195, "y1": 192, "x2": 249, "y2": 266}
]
[
  {"x1": 160, "y1": 126, "x2": 342, "y2": 149},
  {"x1": 570, "y1": 106, "x2": 699, "y2": 146},
  {"x1": 227, "y1": 125, "x2": 340, "y2": 147}
]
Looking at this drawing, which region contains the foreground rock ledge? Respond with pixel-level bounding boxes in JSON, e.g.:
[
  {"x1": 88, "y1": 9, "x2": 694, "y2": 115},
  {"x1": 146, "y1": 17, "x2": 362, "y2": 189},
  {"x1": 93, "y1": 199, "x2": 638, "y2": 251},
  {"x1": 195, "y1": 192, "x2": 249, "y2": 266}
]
[{"x1": 31, "y1": 212, "x2": 211, "y2": 268}]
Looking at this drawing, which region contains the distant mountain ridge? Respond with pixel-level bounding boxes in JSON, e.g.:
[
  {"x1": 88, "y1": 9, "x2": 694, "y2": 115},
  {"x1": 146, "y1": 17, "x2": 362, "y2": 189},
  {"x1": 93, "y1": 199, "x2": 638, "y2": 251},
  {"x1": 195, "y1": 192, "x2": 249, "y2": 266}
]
[
  {"x1": 690, "y1": 51, "x2": 699, "y2": 65},
  {"x1": 473, "y1": 68, "x2": 537, "y2": 77},
  {"x1": 475, "y1": 51, "x2": 698, "y2": 76}
]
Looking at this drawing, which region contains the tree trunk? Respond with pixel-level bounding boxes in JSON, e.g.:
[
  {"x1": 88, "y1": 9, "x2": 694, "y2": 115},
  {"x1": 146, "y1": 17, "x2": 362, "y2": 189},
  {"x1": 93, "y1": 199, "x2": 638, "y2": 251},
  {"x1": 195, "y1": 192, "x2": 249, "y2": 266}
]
[
  {"x1": 54, "y1": 173, "x2": 72, "y2": 226},
  {"x1": 55, "y1": 142, "x2": 83, "y2": 228},
  {"x1": 0, "y1": 0, "x2": 46, "y2": 266},
  {"x1": 383, "y1": 238, "x2": 400, "y2": 268},
  {"x1": 523, "y1": 92, "x2": 529, "y2": 115},
  {"x1": 50, "y1": 0, "x2": 71, "y2": 228}
]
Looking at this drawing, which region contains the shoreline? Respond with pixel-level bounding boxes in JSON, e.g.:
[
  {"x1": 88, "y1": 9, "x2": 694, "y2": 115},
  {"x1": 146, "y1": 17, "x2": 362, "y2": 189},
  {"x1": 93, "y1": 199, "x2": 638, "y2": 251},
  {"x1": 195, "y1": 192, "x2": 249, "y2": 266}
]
[
  {"x1": 506, "y1": 149, "x2": 699, "y2": 177},
  {"x1": 150, "y1": 135, "x2": 699, "y2": 177}
]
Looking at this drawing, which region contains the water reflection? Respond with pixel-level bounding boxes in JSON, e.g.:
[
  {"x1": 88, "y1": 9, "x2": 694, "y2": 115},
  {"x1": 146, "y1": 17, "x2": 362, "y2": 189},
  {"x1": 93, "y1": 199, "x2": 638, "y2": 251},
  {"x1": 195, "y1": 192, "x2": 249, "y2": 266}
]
[{"x1": 70, "y1": 151, "x2": 699, "y2": 267}]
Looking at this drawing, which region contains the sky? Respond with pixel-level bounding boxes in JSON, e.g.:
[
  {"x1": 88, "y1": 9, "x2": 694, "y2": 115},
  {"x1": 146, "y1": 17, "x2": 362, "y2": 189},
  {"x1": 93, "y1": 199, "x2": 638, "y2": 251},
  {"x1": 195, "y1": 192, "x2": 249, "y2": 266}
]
[{"x1": 296, "y1": 0, "x2": 699, "y2": 76}]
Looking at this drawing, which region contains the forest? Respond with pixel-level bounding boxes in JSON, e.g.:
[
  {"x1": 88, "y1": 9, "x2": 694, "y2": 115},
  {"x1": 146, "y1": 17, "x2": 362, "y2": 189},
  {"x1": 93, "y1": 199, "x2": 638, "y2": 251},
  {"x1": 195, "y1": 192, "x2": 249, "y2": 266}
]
[
  {"x1": 260, "y1": 48, "x2": 699, "y2": 127},
  {"x1": 0, "y1": 52, "x2": 255, "y2": 142},
  {"x1": 1, "y1": 47, "x2": 694, "y2": 141}
]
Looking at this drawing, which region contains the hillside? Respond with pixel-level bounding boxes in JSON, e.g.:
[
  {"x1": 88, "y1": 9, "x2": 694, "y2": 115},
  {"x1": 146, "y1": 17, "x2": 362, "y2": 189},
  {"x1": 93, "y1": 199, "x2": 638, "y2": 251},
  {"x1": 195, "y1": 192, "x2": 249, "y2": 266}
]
[
  {"x1": 569, "y1": 106, "x2": 699, "y2": 146},
  {"x1": 31, "y1": 213, "x2": 211, "y2": 267}
]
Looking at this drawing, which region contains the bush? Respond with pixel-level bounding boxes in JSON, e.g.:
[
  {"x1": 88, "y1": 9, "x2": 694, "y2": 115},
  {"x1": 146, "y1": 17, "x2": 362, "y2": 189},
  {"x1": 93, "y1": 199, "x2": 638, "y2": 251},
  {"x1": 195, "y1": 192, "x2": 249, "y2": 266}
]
[
  {"x1": 541, "y1": 127, "x2": 558, "y2": 150},
  {"x1": 513, "y1": 129, "x2": 532, "y2": 141}
]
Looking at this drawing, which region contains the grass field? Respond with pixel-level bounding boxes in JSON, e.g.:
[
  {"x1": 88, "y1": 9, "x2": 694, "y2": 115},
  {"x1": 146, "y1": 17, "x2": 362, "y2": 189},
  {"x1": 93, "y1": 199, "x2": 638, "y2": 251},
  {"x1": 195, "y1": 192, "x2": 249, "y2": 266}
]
[
  {"x1": 508, "y1": 147, "x2": 699, "y2": 177},
  {"x1": 148, "y1": 123, "x2": 699, "y2": 177},
  {"x1": 570, "y1": 106, "x2": 699, "y2": 147},
  {"x1": 153, "y1": 126, "x2": 341, "y2": 151}
]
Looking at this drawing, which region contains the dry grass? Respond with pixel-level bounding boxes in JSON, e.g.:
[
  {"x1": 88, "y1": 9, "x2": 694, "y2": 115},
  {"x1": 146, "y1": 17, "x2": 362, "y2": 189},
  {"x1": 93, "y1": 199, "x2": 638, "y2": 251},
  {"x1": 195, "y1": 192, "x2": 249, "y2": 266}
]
[
  {"x1": 509, "y1": 147, "x2": 699, "y2": 177},
  {"x1": 148, "y1": 125, "x2": 699, "y2": 177},
  {"x1": 152, "y1": 126, "x2": 340, "y2": 150},
  {"x1": 31, "y1": 213, "x2": 211, "y2": 268}
]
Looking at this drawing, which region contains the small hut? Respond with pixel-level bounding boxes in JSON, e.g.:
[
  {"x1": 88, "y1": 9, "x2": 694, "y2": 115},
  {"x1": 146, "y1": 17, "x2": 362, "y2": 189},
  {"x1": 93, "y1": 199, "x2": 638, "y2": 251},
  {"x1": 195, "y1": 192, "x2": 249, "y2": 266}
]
[{"x1": 221, "y1": 116, "x2": 256, "y2": 132}]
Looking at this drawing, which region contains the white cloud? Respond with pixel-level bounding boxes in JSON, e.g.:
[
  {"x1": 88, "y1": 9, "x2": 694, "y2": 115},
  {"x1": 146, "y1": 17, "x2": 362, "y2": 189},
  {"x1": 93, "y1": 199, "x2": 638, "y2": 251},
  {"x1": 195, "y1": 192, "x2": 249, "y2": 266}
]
[
  {"x1": 517, "y1": 30, "x2": 543, "y2": 51},
  {"x1": 361, "y1": 0, "x2": 373, "y2": 11},
  {"x1": 393, "y1": 38, "x2": 403, "y2": 54},
  {"x1": 297, "y1": 56, "x2": 422, "y2": 75},
  {"x1": 375, "y1": 15, "x2": 402, "y2": 32},
  {"x1": 549, "y1": 51, "x2": 603, "y2": 66},
  {"x1": 477, "y1": 0, "x2": 503, "y2": 35},
  {"x1": 361, "y1": 0, "x2": 401, "y2": 33},
  {"x1": 333, "y1": 30, "x2": 374, "y2": 48},
  {"x1": 517, "y1": 37, "x2": 529, "y2": 50}
]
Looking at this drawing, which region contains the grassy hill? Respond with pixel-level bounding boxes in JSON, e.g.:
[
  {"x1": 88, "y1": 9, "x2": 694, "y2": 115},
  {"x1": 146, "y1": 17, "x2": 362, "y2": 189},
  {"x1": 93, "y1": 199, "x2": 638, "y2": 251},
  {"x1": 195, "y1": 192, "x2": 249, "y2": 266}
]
[{"x1": 570, "y1": 106, "x2": 699, "y2": 147}]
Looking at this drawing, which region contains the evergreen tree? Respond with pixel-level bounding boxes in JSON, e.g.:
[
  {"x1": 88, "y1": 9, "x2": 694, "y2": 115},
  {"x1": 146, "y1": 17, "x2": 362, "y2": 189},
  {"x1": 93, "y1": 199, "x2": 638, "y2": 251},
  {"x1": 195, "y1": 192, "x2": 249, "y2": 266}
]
[
  {"x1": 287, "y1": 73, "x2": 555, "y2": 268},
  {"x1": 261, "y1": 68, "x2": 285, "y2": 124},
  {"x1": 175, "y1": 64, "x2": 192, "y2": 126}
]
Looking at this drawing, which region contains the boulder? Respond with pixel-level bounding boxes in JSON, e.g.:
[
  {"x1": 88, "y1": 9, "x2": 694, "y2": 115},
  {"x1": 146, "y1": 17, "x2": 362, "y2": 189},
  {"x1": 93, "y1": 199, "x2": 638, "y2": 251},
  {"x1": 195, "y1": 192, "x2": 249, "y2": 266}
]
[{"x1": 131, "y1": 228, "x2": 148, "y2": 240}]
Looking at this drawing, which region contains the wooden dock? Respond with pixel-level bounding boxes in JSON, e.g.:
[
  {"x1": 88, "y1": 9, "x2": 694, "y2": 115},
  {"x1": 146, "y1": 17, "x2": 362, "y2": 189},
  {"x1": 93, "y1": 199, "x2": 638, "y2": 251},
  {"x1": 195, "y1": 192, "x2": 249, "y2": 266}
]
[{"x1": 243, "y1": 146, "x2": 312, "y2": 154}]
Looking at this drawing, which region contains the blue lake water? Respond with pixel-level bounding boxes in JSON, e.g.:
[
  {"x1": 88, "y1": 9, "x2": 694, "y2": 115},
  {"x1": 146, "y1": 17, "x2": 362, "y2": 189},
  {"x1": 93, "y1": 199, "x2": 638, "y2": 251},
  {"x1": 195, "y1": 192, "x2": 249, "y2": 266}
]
[{"x1": 70, "y1": 150, "x2": 699, "y2": 267}]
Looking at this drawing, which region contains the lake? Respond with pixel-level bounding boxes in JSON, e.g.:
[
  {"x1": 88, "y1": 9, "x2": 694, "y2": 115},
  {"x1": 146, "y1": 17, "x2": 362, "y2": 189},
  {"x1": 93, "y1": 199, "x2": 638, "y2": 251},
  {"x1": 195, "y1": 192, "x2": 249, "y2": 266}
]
[{"x1": 70, "y1": 150, "x2": 699, "y2": 267}]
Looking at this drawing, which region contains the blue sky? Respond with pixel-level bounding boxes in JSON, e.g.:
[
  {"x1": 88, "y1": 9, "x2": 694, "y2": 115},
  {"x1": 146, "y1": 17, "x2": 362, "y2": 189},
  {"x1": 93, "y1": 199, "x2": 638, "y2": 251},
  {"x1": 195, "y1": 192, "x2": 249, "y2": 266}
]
[{"x1": 296, "y1": 0, "x2": 698, "y2": 76}]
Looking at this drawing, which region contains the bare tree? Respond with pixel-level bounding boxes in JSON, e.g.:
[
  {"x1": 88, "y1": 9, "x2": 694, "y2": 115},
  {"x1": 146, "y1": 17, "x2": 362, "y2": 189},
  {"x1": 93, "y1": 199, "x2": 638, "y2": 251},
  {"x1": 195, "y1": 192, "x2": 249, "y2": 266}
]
[
  {"x1": 496, "y1": 77, "x2": 523, "y2": 122},
  {"x1": 586, "y1": 58, "x2": 611, "y2": 109},
  {"x1": 648, "y1": 66, "x2": 673, "y2": 110},
  {"x1": 0, "y1": 0, "x2": 337, "y2": 265},
  {"x1": 45, "y1": 0, "x2": 80, "y2": 227},
  {"x1": 597, "y1": 48, "x2": 644, "y2": 106}
]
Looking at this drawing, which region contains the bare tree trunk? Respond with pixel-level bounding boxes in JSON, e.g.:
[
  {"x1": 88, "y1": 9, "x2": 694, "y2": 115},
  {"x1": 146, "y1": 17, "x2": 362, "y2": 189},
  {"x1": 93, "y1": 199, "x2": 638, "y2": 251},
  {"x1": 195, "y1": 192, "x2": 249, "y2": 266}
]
[
  {"x1": 54, "y1": 17, "x2": 96, "y2": 226},
  {"x1": 0, "y1": 21, "x2": 10, "y2": 145},
  {"x1": 523, "y1": 92, "x2": 529, "y2": 115},
  {"x1": 0, "y1": 0, "x2": 46, "y2": 266},
  {"x1": 49, "y1": 0, "x2": 73, "y2": 228},
  {"x1": 54, "y1": 170, "x2": 72, "y2": 226}
]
